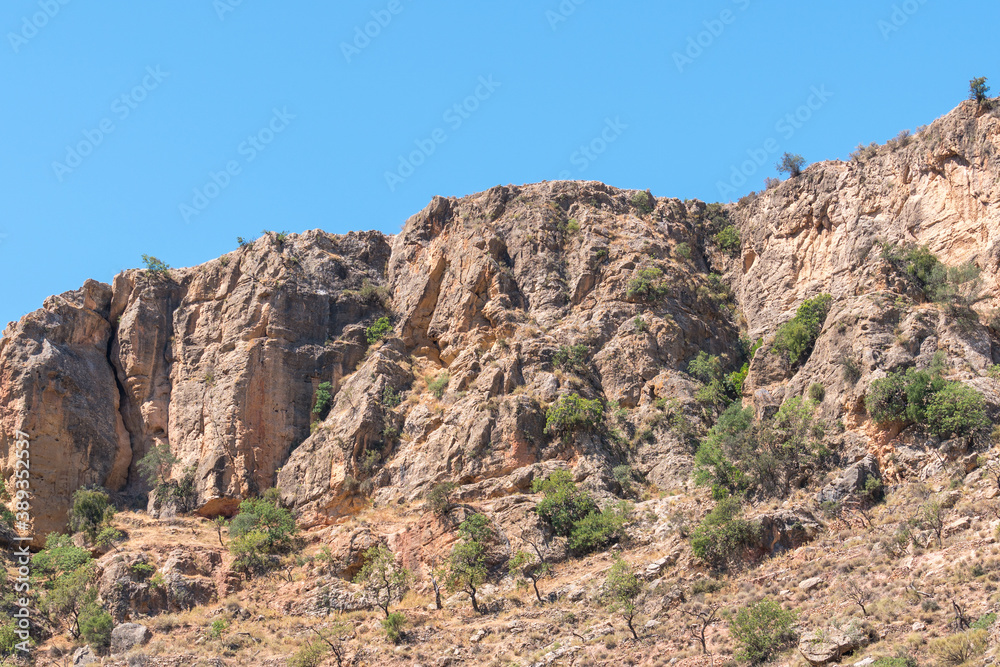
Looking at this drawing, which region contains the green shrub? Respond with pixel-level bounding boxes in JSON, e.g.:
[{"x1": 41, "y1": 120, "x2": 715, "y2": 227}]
[
  {"x1": 871, "y1": 657, "x2": 916, "y2": 667},
  {"x1": 533, "y1": 471, "x2": 628, "y2": 555},
  {"x1": 772, "y1": 294, "x2": 832, "y2": 365},
  {"x1": 694, "y1": 398, "x2": 826, "y2": 499},
  {"x1": 568, "y1": 502, "x2": 630, "y2": 555},
  {"x1": 425, "y1": 482, "x2": 456, "y2": 516},
  {"x1": 972, "y1": 612, "x2": 997, "y2": 630},
  {"x1": 926, "y1": 381, "x2": 989, "y2": 438},
  {"x1": 714, "y1": 226, "x2": 741, "y2": 256},
  {"x1": 136, "y1": 442, "x2": 178, "y2": 487},
  {"x1": 728, "y1": 598, "x2": 797, "y2": 665},
  {"x1": 427, "y1": 372, "x2": 449, "y2": 399},
  {"x1": 928, "y1": 628, "x2": 987, "y2": 666},
  {"x1": 382, "y1": 612, "x2": 406, "y2": 643},
  {"x1": 288, "y1": 641, "x2": 329, "y2": 667},
  {"x1": 688, "y1": 352, "x2": 723, "y2": 384},
  {"x1": 612, "y1": 464, "x2": 637, "y2": 496},
  {"x1": 312, "y1": 381, "x2": 333, "y2": 418},
  {"x1": 208, "y1": 618, "x2": 228, "y2": 639},
  {"x1": 0, "y1": 620, "x2": 20, "y2": 659},
  {"x1": 382, "y1": 385, "x2": 401, "y2": 408},
  {"x1": 626, "y1": 267, "x2": 667, "y2": 301},
  {"x1": 228, "y1": 493, "x2": 298, "y2": 577},
  {"x1": 94, "y1": 526, "x2": 124, "y2": 549},
  {"x1": 866, "y1": 365, "x2": 988, "y2": 437},
  {"x1": 554, "y1": 344, "x2": 589, "y2": 374},
  {"x1": 141, "y1": 255, "x2": 170, "y2": 274},
  {"x1": 776, "y1": 153, "x2": 806, "y2": 178},
  {"x1": 631, "y1": 191, "x2": 654, "y2": 215},
  {"x1": 865, "y1": 372, "x2": 908, "y2": 423},
  {"x1": 533, "y1": 471, "x2": 597, "y2": 536},
  {"x1": 130, "y1": 562, "x2": 155, "y2": 579},
  {"x1": 840, "y1": 355, "x2": 862, "y2": 383},
  {"x1": 900, "y1": 246, "x2": 981, "y2": 306},
  {"x1": 602, "y1": 556, "x2": 643, "y2": 640},
  {"x1": 32, "y1": 534, "x2": 92, "y2": 585},
  {"x1": 78, "y1": 601, "x2": 113, "y2": 651},
  {"x1": 690, "y1": 497, "x2": 760, "y2": 569},
  {"x1": 676, "y1": 242, "x2": 693, "y2": 259},
  {"x1": 970, "y1": 76, "x2": 991, "y2": 104},
  {"x1": 366, "y1": 317, "x2": 393, "y2": 344},
  {"x1": 358, "y1": 279, "x2": 391, "y2": 307},
  {"x1": 544, "y1": 394, "x2": 603, "y2": 436},
  {"x1": 68, "y1": 487, "x2": 115, "y2": 540},
  {"x1": 808, "y1": 383, "x2": 825, "y2": 403}
]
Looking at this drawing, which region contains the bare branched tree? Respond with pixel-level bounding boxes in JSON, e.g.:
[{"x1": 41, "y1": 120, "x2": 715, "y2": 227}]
[{"x1": 680, "y1": 601, "x2": 721, "y2": 654}]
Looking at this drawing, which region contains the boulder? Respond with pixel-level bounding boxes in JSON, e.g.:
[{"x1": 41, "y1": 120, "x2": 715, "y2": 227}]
[
  {"x1": 110, "y1": 623, "x2": 152, "y2": 655},
  {"x1": 799, "y1": 629, "x2": 860, "y2": 665},
  {"x1": 72, "y1": 646, "x2": 99, "y2": 665},
  {"x1": 798, "y1": 576, "x2": 824, "y2": 592},
  {"x1": 816, "y1": 456, "x2": 880, "y2": 505}
]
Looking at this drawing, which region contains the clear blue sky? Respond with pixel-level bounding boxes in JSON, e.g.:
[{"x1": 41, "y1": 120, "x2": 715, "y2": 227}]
[{"x1": 1, "y1": 1, "x2": 996, "y2": 328}]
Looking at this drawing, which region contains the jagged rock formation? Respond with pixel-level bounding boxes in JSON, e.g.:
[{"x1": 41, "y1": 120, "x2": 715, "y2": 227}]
[{"x1": 3, "y1": 100, "x2": 1000, "y2": 541}]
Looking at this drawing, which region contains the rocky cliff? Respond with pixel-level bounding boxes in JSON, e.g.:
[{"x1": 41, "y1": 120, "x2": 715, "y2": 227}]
[{"x1": 3, "y1": 99, "x2": 1000, "y2": 544}]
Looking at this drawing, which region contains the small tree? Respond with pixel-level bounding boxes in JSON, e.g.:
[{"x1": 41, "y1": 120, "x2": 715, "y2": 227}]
[
  {"x1": 915, "y1": 498, "x2": 947, "y2": 548},
  {"x1": 446, "y1": 514, "x2": 491, "y2": 613},
  {"x1": 308, "y1": 624, "x2": 350, "y2": 667},
  {"x1": 381, "y1": 612, "x2": 406, "y2": 644},
  {"x1": 425, "y1": 482, "x2": 457, "y2": 517},
  {"x1": 136, "y1": 443, "x2": 178, "y2": 487},
  {"x1": 214, "y1": 516, "x2": 228, "y2": 547},
  {"x1": 777, "y1": 153, "x2": 806, "y2": 178},
  {"x1": 729, "y1": 598, "x2": 797, "y2": 665},
  {"x1": 681, "y1": 601, "x2": 721, "y2": 654},
  {"x1": 312, "y1": 382, "x2": 333, "y2": 418},
  {"x1": 970, "y1": 77, "x2": 991, "y2": 105},
  {"x1": 508, "y1": 550, "x2": 551, "y2": 603},
  {"x1": 365, "y1": 317, "x2": 393, "y2": 345},
  {"x1": 354, "y1": 544, "x2": 411, "y2": 618},
  {"x1": 79, "y1": 600, "x2": 113, "y2": 652},
  {"x1": 68, "y1": 487, "x2": 115, "y2": 540},
  {"x1": 845, "y1": 579, "x2": 874, "y2": 617},
  {"x1": 41, "y1": 565, "x2": 97, "y2": 638},
  {"x1": 141, "y1": 255, "x2": 171, "y2": 274},
  {"x1": 603, "y1": 556, "x2": 643, "y2": 640}
]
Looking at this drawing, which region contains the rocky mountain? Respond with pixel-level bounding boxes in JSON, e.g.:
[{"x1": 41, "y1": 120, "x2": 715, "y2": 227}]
[{"x1": 2, "y1": 99, "x2": 1000, "y2": 666}]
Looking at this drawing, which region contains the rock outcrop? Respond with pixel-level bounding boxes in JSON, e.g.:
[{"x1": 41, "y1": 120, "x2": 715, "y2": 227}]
[{"x1": 4, "y1": 101, "x2": 1000, "y2": 539}]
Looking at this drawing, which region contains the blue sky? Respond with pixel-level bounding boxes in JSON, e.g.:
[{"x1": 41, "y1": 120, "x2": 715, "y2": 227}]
[{"x1": 1, "y1": 1, "x2": 996, "y2": 328}]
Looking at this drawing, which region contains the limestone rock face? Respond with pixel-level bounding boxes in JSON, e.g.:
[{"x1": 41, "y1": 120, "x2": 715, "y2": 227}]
[
  {"x1": 5, "y1": 102, "x2": 1000, "y2": 535},
  {"x1": 110, "y1": 622, "x2": 151, "y2": 655},
  {"x1": 0, "y1": 280, "x2": 131, "y2": 545}
]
